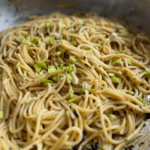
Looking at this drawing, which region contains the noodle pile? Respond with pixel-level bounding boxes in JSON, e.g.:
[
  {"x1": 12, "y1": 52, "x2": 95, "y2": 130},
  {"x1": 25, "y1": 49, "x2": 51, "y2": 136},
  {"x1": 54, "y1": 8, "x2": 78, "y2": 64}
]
[{"x1": 0, "y1": 12, "x2": 150, "y2": 150}]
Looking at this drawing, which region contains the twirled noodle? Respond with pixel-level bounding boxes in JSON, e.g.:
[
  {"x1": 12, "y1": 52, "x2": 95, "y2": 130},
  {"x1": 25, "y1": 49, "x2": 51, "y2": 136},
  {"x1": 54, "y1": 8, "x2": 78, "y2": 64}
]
[{"x1": 0, "y1": 12, "x2": 150, "y2": 150}]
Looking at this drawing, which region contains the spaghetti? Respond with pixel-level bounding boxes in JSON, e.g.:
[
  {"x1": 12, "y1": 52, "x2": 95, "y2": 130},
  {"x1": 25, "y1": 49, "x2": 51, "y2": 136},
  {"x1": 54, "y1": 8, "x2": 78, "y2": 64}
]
[{"x1": 0, "y1": 12, "x2": 150, "y2": 150}]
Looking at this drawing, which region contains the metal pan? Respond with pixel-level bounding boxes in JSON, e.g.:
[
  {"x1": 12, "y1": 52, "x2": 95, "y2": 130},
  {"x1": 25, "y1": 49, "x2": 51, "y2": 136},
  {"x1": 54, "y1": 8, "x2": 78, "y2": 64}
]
[{"x1": 0, "y1": 0, "x2": 150, "y2": 149}]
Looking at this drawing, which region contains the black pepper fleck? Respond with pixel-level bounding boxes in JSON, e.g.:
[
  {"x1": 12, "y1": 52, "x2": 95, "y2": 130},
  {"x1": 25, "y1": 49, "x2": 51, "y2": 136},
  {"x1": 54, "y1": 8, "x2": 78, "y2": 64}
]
[
  {"x1": 116, "y1": 28, "x2": 120, "y2": 32},
  {"x1": 139, "y1": 142, "x2": 144, "y2": 147},
  {"x1": 36, "y1": 33, "x2": 40, "y2": 36},
  {"x1": 124, "y1": 111, "x2": 127, "y2": 115},
  {"x1": 145, "y1": 113, "x2": 150, "y2": 119},
  {"x1": 112, "y1": 134, "x2": 115, "y2": 139},
  {"x1": 137, "y1": 26, "x2": 143, "y2": 29},
  {"x1": 125, "y1": 145, "x2": 135, "y2": 150},
  {"x1": 45, "y1": 32, "x2": 49, "y2": 36},
  {"x1": 92, "y1": 142, "x2": 100, "y2": 149},
  {"x1": 37, "y1": 13, "x2": 42, "y2": 16},
  {"x1": 85, "y1": 63, "x2": 90, "y2": 68},
  {"x1": 5, "y1": 118, "x2": 8, "y2": 122},
  {"x1": 74, "y1": 110, "x2": 79, "y2": 118}
]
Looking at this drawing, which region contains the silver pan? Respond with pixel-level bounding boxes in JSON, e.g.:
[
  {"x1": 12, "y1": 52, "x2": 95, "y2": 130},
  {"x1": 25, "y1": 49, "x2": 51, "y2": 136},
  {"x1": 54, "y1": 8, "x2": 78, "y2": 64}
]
[{"x1": 0, "y1": 0, "x2": 150, "y2": 149}]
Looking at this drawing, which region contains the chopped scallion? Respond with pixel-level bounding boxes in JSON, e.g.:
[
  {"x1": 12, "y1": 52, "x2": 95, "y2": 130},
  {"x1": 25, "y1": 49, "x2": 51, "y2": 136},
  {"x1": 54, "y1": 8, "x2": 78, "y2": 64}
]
[
  {"x1": 61, "y1": 24, "x2": 66, "y2": 29},
  {"x1": 126, "y1": 52, "x2": 130, "y2": 55},
  {"x1": 129, "y1": 87, "x2": 132, "y2": 91},
  {"x1": 55, "y1": 34, "x2": 61, "y2": 40},
  {"x1": 61, "y1": 47, "x2": 66, "y2": 53},
  {"x1": 32, "y1": 36, "x2": 41, "y2": 43},
  {"x1": 137, "y1": 97, "x2": 144, "y2": 104},
  {"x1": 145, "y1": 71, "x2": 150, "y2": 78},
  {"x1": 127, "y1": 59, "x2": 132, "y2": 65},
  {"x1": 57, "y1": 64, "x2": 64, "y2": 70},
  {"x1": 90, "y1": 28, "x2": 95, "y2": 33},
  {"x1": 57, "y1": 51, "x2": 62, "y2": 56},
  {"x1": 69, "y1": 56, "x2": 77, "y2": 62},
  {"x1": 45, "y1": 22, "x2": 53, "y2": 28},
  {"x1": 36, "y1": 44, "x2": 40, "y2": 47},
  {"x1": 50, "y1": 32, "x2": 54, "y2": 36},
  {"x1": 112, "y1": 59, "x2": 121, "y2": 66},
  {"x1": 49, "y1": 36, "x2": 55, "y2": 43},
  {"x1": 64, "y1": 66, "x2": 73, "y2": 73},
  {"x1": 94, "y1": 44, "x2": 102, "y2": 48},
  {"x1": 108, "y1": 73, "x2": 115, "y2": 77},
  {"x1": 70, "y1": 90, "x2": 74, "y2": 98},
  {"x1": 109, "y1": 114, "x2": 116, "y2": 122},
  {"x1": 40, "y1": 78, "x2": 53, "y2": 84},
  {"x1": 36, "y1": 72, "x2": 43, "y2": 76},
  {"x1": 71, "y1": 41, "x2": 77, "y2": 46},
  {"x1": 16, "y1": 62, "x2": 20, "y2": 68},
  {"x1": 57, "y1": 47, "x2": 66, "y2": 56},
  {"x1": 45, "y1": 37, "x2": 50, "y2": 45},
  {"x1": 69, "y1": 28, "x2": 75, "y2": 33},
  {"x1": 89, "y1": 50, "x2": 93, "y2": 55},
  {"x1": 34, "y1": 64, "x2": 41, "y2": 73},
  {"x1": 80, "y1": 21, "x2": 84, "y2": 25},
  {"x1": 48, "y1": 66, "x2": 56, "y2": 74},
  {"x1": 66, "y1": 74, "x2": 72, "y2": 83},
  {"x1": 67, "y1": 98, "x2": 75, "y2": 104},
  {"x1": 39, "y1": 72, "x2": 43, "y2": 76},
  {"x1": 89, "y1": 89, "x2": 96, "y2": 92},
  {"x1": 70, "y1": 64, "x2": 75, "y2": 70},
  {"x1": 118, "y1": 71, "x2": 122, "y2": 75},
  {"x1": 0, "y1": 111, "x2": 3, "y2": 119},
  {"x1": 24, "y1": 33, "x2": 28, "y2": 38},
  {"x1": 38, "y1": 60, "x2": 48, "y2": 70},
  {"x1": 58, "y1": 73, "x2": 64, "y2": 77},
  {"x1": 13, "y1": 38, "x2": 20, "y2": 44},
  {"x1": 79, "y1": 88, "x2": 85, "y2": 94},
  {"x1": 74, "y1": 104, "x2": 77, "y2": 108},
  {"x1": 111, "y1": 76, "x2": 121, "y2": 83},
  {"x1": 45, "y1": 36, "x2": 55, "y2": 44},
  {"x1": 22, "y1": 39, "x2": 31, "y2": 46},
  {"x1": 53, "y1": 73, "x2": 64, "y2": 81}
]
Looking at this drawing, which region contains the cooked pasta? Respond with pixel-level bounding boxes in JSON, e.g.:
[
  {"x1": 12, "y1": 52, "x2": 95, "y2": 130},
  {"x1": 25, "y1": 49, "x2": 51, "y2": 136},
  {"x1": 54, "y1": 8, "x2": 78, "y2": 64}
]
[{"x1": 0, "y1": 12, "x2": 150, "y2": 150}]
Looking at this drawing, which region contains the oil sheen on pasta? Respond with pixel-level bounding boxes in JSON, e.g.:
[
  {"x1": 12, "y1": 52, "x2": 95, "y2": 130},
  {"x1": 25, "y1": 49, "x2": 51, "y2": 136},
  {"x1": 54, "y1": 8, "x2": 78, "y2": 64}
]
[{"x1": 0, "y1": 12, "x2": 150, "y2": 150}]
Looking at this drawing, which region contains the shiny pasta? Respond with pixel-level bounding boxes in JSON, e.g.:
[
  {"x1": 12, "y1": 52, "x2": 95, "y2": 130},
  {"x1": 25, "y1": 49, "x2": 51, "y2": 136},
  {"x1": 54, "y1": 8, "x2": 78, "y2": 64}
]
[{"x1": 0, "y1": 12, "x2": 150, "y2": 150}]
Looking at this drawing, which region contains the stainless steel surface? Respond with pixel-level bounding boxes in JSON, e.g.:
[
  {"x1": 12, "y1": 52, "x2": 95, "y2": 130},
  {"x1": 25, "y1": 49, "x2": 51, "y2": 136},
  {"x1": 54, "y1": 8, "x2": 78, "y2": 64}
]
[
  {"x1": 0, "y1": 0, "x2": 150, "y2": 149},
  {"x1": 0, "y1": 0, "x2": 150, "y2": 34}
]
